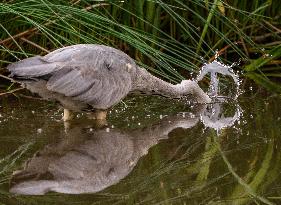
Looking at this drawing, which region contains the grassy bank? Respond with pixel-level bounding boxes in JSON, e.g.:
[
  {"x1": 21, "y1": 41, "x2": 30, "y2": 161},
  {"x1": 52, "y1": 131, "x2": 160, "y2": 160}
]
[{"x1": 0, "y1": 0, "x2": 280, "y2": 93}]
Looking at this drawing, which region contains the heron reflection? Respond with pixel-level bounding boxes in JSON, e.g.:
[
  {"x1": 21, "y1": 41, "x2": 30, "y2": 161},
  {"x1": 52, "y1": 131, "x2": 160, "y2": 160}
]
[{"x1": 10, "y1": 102, "x2": 241, "y2": 195}]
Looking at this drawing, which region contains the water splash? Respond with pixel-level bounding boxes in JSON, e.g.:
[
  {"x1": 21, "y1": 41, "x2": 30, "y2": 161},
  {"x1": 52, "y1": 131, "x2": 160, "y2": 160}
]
[
  {"x1": 196, "y1": 60, "x2": 240, "y2": 100},
  {"x1": 196, "y1": 59, "x2": 243, "y2": 135},
  {"x1": 201, "y1": 102, "x2": 242, "y2": 135}
]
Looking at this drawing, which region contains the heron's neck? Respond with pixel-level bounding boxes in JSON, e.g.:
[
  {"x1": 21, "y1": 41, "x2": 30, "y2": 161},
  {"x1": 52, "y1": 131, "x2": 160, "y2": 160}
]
[{"x1": 131, "y1": 67, "x2": 183, "y2": 98}]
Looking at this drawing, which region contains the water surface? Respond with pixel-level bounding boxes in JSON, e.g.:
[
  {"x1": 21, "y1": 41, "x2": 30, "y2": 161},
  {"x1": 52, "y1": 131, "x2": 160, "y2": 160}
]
[{"x1": 0, "y1": 88, "x2": 280, "y2": 205}]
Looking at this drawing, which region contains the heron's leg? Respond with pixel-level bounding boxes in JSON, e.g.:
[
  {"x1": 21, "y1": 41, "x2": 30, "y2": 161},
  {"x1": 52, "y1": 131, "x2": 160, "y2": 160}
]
[
  {"x1": 63, "y1": 109, "x2": 75, "y2": 133},
  {"x1": 87, "y1": 110, "x2": 108, "y2": 127},
  {"x1": 88, "y1": 110, "x2": 107, "y2": 120},
  {"x1": 95, "y1": 110, "x2": 107, "y2": 120},
  {"x1": 63, "y1": 109, "x2": 74, "y2": 121}
]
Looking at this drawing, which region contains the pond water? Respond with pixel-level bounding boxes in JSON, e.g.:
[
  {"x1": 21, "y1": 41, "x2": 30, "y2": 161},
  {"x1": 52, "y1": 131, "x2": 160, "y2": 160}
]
[{"x1": 0, "y1": 87, "x2": 280, "y2": 205}]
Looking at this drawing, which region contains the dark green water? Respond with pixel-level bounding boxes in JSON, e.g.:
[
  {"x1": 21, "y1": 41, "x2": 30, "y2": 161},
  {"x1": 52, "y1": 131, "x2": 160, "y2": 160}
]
[{"x1": 0, "y1": 89, "x2": 280, "y2": 205}]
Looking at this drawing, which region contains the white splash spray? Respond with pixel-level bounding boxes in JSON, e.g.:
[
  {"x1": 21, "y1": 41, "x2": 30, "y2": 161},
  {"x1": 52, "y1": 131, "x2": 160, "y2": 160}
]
[
  {"x1": 196, "y1": 59, "x2": 243, "y2": 135},
  {"x1": 196, "y1": 60, "x2": 240, "y2": 100},
  {"x1": 201, "y1": 103, "x2": 242, "y2": 135}
]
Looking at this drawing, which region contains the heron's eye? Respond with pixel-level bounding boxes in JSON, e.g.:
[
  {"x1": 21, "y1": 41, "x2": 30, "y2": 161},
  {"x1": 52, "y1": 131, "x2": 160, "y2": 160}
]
[{"x1": 104, "y1": 62, "x2": 112, "y2": 70}]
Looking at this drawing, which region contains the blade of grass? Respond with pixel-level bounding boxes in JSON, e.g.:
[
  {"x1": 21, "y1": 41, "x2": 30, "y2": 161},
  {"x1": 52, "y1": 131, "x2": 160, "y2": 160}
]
[
  {"x1": 245, "y1": 44, "x2": 281, "y2": 71},
  {"x1": 196, "y1": 0, "x2": 220, "y2": 54},
  {"x1": 245, "y1": 72, "x2": 281, "y2": 93}
]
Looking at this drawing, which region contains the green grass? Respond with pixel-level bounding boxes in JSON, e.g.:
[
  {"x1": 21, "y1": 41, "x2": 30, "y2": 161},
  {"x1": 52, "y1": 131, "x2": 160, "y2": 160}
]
[{"x1": 0, "y1": 0, "x2": 280, "y2": 92}]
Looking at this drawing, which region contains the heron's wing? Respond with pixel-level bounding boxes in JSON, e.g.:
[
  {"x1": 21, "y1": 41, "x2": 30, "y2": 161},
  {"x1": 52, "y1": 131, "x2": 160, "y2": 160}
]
[
  {"x1": 46, "y1": 66, "x2": 132, "y2": 109},
  {"x1": 8, "y1": 56, "x2": 58, "y2": 78},
  {"x1": 7, "y1": 46, "x2": 88, "y2": 78},
  {"x1": 45, "y1": 66, "x2": 96, "y2": 97},
  {"x1": 45, "y1": 45, "x2": 135, "y2": 109},
  {"x1": 8, "y1": 45, "x2": 135, "y2": 109}
]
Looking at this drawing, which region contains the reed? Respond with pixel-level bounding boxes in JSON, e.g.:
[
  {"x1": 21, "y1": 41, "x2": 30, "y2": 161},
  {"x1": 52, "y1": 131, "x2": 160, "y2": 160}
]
[{"x1": 0, "y1": 0, "x2": 280, "y2": 92}]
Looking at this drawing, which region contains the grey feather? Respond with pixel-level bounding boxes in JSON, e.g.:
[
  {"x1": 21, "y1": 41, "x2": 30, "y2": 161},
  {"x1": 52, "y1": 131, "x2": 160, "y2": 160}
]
[
  {"x1": 8, "y1": 44, "x2": 138, "y2": 110},
  {"x1": 46, "y1": 67, "x2": 94, "y2": 97},
  {"x1": 8, "y1": 56, "x2": 58, "y2": 78},
  {"x1": 7, "y1": 44, "x2": 211, "y2": 112}
]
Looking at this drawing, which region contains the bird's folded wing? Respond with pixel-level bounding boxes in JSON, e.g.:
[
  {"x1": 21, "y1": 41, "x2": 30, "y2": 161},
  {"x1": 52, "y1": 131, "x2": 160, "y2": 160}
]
[
  {"x1": 8, "y1": 45, "x2": 134, "y2": 108},
  {"x1": 8, "y1": 56, "x2": 58, "y2": 78}
]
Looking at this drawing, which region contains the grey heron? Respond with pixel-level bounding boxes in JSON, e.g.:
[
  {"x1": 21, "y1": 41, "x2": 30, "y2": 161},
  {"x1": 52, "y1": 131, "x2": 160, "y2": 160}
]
[{"x1": 8, "y1": 44, "x2": 211, "y2": 121}]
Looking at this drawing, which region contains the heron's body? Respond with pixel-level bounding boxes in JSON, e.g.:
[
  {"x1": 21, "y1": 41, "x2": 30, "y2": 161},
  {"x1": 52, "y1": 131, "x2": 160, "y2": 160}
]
[{"x1": 8, "y1": 44, "x2": 210, "y2": 121}]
